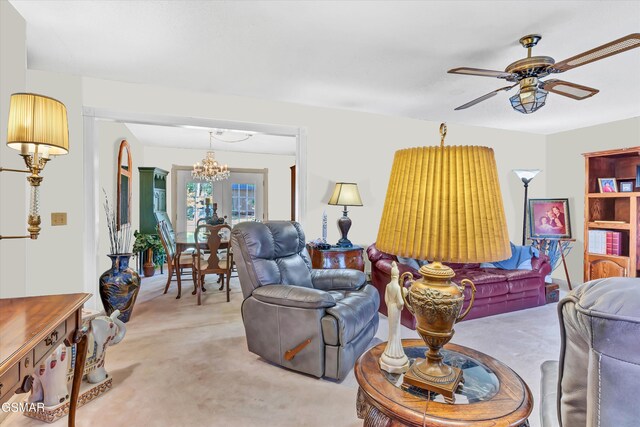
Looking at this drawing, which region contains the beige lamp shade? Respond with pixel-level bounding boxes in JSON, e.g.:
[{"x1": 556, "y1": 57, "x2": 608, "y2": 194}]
[
  {"x1": 328, "y1": 182, "x2": 363, "y2": 206},
  {"x1": 376, "y1": 145, "x2": 511, "y2": 263},
  {"x1": 7, "y1": 93, "x2": 69, "y2": 156}
]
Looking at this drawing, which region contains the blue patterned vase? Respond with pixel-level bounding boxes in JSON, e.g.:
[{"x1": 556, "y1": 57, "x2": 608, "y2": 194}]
[{"x1": 99, "y1": 254, "x2": 140, "y2": 323}]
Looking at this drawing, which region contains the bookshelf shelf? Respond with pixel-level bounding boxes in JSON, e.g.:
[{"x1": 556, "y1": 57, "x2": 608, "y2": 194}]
[
  {"x1": 586, "y1": 253, "x2": 629, "y2": 261},
  {"x1": 584, "y1": 147, "x2": 640, "y2": 281},
  {"x1": 588, "y1": 221, "x2": 631, "y2": 230},
  {"x1": 587, "y1": 192, "x2": 640, "y2": 198}
]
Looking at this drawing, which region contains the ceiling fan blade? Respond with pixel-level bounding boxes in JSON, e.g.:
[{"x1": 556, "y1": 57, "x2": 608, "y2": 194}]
[
  {"x1": 552, "y1": 33, "x2": 640, "y2": 72},
  {"x1": 448, "y1": 67, "x2": 516, "y2": 79},
  {"x1": 454, "y1": 85, "x2": 516, "y2": 111},
  {"x1": 541, "y1": 79, "x2": 599, "y2": 100}
]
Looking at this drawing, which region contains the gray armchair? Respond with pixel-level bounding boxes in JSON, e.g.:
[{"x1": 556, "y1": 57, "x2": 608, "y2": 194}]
[
  {"x1": 231, "y1": 221, "x2": 379, "y2": 380},
  {"x1": 540, "y1": 277, "x2": 640, "y2": 427}
]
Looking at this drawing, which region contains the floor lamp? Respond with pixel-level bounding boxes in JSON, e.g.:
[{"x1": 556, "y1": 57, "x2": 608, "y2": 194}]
[{"x1": 513, "y1": 169, "x2": 541, "y2": 246}]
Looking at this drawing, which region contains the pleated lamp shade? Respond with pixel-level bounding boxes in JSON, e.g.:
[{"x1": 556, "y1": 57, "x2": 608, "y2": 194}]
[
  {"x1": 376, "y1": 145, "x2": 511, "y2": 263},
  {"x1": 7, "y1": 93, "x2": 69, "y2": 156}
]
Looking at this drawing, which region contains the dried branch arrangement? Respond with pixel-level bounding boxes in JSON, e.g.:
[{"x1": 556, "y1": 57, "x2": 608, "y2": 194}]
[{"x1": 103, "y1": 189, "x2": 132, "y2": 254}]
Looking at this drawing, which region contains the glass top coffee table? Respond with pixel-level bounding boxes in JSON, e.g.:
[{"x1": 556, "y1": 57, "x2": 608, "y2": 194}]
[{"x1": 354, "y1": 339, "x2": 532, "y2": 427}]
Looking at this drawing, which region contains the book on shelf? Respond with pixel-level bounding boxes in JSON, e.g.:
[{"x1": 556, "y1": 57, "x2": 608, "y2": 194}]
[{"x1": 588, "y1": 229, "x2": 622, "y2": 256}]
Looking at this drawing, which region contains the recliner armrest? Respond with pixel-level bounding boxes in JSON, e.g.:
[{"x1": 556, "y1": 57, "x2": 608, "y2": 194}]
[
  {"x1": 311, "y1": 269, "x2": 366, "y2": 291},
  {"x1": 252, "y1": 284, "x2": 336, "y2": 309},
  {"x1": 540, "y1": 360, "x2": 560, "y2": 427}
]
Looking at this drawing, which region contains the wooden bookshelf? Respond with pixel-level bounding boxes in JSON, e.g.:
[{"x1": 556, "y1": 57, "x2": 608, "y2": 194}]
[{"x1": 583, "y1": 147, "x2": 640, "y2": 281}]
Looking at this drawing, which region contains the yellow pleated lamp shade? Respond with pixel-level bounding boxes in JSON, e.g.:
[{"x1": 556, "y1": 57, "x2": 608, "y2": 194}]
[
  {"x1": 7, "y1": 93, "x2": 69, "y2": 156},
  {"x1": 376, "y1": 144, "x2": 511, "y2": 263}
]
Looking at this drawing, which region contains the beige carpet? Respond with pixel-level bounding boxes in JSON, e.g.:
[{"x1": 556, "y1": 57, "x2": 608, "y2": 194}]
[{"x1": 5, "y1": 274, "x2": 561, "y2": 427}]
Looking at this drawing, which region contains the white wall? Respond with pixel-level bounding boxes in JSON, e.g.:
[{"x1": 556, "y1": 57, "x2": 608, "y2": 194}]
[
  {"x1": 97, "y1": 121, "x2": 145, "y2": 274},
  {"x1": 80, "y1": 78, "x2": 547, "y2": 251},
  {"x1": 23, "y1": 70, "x2": 85, "y2": 296},
  {"x1": 0, "y1": 1, "x2": 27, "y2": 298},
  {"x1": 142, "y1": 146, "x2": 295, "y2": 223},
  {"x1": 546, "y1": 117, "x2": 640, "y2": 286}
]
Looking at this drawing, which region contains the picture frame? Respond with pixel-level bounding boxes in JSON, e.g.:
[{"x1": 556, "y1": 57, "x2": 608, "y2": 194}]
[
  {"x1": 529, "y1": 198, "x2": 572, "y2": 239},
  {"x1": 636, "y1": 165, "x2": 640, "y2": 188},
  {"x1": 620, "y1": 180, "x2": 634, "y2": 193},
  {"x1": 598, "y1": 177, "x2": 618, "y2": 193}
]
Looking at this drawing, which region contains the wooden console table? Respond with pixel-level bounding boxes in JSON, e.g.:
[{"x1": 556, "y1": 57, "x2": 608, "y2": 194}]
[
  {"x1": 306, "y1": 244, "x2": 365, "y2": 271},
  {"x1": 0, "y1": 293, "x2": 91, "y2": 427}
]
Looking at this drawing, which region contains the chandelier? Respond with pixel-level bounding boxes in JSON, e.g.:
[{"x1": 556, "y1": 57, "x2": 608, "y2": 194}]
[{"x1": 192, "y1": 132, "x2": 230, "y2": 182}]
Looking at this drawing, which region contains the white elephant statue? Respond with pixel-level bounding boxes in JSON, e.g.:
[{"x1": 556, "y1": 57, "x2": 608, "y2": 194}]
[
  {"x1": 28, "y1": 310, "x2": 126, "y2": 408},
  {"x1": 28, "y1": 345, "x2": 69, "y2": 407},
  {"x1": 84, "y1": 309, "x2": 126, "y2": 383}
]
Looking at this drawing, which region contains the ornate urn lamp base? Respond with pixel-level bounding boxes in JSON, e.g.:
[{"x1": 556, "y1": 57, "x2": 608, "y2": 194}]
[{"x1": 400, "y1": 261, "x2": 476, "y2": 403}]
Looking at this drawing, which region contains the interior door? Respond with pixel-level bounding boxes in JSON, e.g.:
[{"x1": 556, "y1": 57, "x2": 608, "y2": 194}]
[
  {"x1": 223, "y1": 172, "x2": 265, "y2": 226},
  {"x1": 175, "y1": 169, "x2": 265, "y2": 231},
  {"x1": 175, "y1": 169, "x2": 216, "y2": 233}
]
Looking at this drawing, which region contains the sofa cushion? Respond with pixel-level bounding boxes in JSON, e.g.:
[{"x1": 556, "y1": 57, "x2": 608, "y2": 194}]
[
  {"x1": 446, "y1": 262, "x2": 481, "y2": 270},
  {"x1": 464, "y1": 280, "x2": 510, "y2": 300},
  {"x1": 322, "y1": 285, "x2": 379, "y2": 346},
  {"x1": 454, "y1": 269, "x2": 506, "y2": 285},
  {"x1": 482, "y1": 267, "x2": 540, "y2": 282}
]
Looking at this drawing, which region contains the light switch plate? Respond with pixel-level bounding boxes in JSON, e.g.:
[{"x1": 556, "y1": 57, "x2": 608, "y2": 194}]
[{"x1": 51, "y1": 212, "x2": 67, "y2": 226}]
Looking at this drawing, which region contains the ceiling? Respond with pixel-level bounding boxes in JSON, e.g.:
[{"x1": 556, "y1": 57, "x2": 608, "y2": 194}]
[
  {"x1": 11, "y1": 1, "x2": 640, "y2": 134},
  {"x1": 123, "y1": 123, "x2": 297, "y2": 155}
]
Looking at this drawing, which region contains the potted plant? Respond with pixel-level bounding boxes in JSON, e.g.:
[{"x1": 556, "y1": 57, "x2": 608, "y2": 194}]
[
  {"x1": 99, "y1": 191, "x2": 140, "y2": 323},
  {"x1": 133, "y1": 231, "x2": 165, "y2": 277}
]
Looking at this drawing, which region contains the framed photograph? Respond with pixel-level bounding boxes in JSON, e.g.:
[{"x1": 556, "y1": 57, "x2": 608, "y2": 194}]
[
  {"x1": 529, "y1": 198, "x2": 571, "y2": 239},
  {"x1": 620, "y1": 180, "x2": 634, "y2": 192},
  {"x1": 636, "y1": 165, "x2": 640, "y2": 188},
  {"x1": 598, "y1": 178, "x2": 618, "y2": 193}
]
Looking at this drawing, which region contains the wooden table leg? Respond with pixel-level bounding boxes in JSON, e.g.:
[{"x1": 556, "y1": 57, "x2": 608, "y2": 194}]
[
  {"x1": 175, "y1": 260, "x2": 182, "y2": 299},
  {"x1": 197, "y1": 273, "x2": 202, "y2": 306},
  {"x1": 69, "y1": 326, "x2": 89, "y2": 427}
]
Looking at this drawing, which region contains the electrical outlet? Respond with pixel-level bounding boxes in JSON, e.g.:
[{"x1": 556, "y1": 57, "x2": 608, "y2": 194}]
[{"x1": 51, "y1": 212, "x2": 67, "y2": 226}]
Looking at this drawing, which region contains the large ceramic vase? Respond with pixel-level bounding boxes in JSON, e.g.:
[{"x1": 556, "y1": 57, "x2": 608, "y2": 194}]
[{"x1": 99, "y1": 254, "x2": 140, "y2": 323}]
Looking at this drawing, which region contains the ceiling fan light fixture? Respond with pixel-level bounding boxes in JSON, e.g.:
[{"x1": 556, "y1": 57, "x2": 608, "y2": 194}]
[{"x1": 510, "y1": 88, "x2": 547, "y2": 114}]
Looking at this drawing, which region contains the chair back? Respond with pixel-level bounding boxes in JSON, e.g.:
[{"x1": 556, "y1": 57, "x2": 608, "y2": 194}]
[
  {"x1": 157, "y1": 220, "x2": 176, "y2": 262},
  {"x1": 194, "y1": 223, "x2": 232, "y2": 272},
  {"x1": 231, "y1": 221, "x2": 313, "y2": 299},
  {"x1": 557, "y1": 277, "x2": 640, "y2": 426},
  {"x1": 155, "y1": 211, "x2": 175, "y2": 241}
]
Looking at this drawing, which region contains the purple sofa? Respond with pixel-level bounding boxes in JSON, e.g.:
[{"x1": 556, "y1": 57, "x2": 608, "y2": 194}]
[{"x1": 367, "y1": 243, "x2": 552, "y2": 329}]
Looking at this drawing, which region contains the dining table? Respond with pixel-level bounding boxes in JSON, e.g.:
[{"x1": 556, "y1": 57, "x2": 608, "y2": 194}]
[{"x1": 174, "y1": 231, "x2": 231, "y2": 305}]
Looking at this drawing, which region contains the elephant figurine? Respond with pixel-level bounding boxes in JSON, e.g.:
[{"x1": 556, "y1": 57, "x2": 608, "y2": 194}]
[
  {"x1": 84, "y1": 309, "x2": 127, "y2": 383},
  {"x1": 28, "y1": 345, "x2": 69, "y2": 406},
  {"x1": 28, "y1": 310, "x2": 126, "y2": 408}
]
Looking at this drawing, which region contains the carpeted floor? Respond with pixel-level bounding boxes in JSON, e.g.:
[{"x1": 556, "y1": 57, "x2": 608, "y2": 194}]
[{"x1": 5, "y1": 274, "x2": 562, "y2": 427}]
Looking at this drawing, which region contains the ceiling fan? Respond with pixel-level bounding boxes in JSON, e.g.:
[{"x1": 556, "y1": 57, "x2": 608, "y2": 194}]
[{"x1": 448, "y1": 33, "x2": 640, "y2": 113}]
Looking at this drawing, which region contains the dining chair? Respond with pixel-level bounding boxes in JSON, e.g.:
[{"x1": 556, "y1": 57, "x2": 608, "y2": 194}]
[
  {"x1": 157, "y1": 220, "x2": 201, "y2": 299},
  {"x1": 192, "y1": 223, "x2": 233, "y2": 305}
]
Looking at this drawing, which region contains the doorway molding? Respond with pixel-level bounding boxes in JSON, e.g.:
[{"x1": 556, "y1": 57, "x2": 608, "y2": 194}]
[{"x1": 82, "y1": 107, "x2": 306, "y2": 309}]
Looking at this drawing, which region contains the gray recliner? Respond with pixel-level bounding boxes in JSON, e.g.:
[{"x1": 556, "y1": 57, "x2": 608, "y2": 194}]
[
  {"x1": 540, "y1": 278, "x2": 640, "y2": 427},
  {"x1": 231, "y1": 221, "x2": 380, "y2": 380}
]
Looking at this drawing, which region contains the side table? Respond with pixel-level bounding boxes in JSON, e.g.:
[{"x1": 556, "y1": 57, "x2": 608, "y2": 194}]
[
  {"x1": 306, "y1": 244, "x2": 364, "y2": 271},
  {"x1": 355, "y1": 339, "x2": 532, "y2": 427}
]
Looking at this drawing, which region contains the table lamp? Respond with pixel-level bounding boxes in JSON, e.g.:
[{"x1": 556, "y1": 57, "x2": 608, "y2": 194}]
[
  {"x1": 0, "y1": 93, "x2": 69, "y2": 240},
  {"x1": 376, "y1": 124, "x2": 511, "y2": 402},
  {"x1": 513, "y1": 169, "x2": 541, "y2": 245},
  {"x1": 328, "y1": 182, "x2": 362, "y2": 247}
]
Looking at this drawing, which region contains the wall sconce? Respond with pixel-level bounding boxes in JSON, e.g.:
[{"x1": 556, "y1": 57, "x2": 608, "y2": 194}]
[{"x1": 0, "y1": 93, "x2": 69, "y2": 240}]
